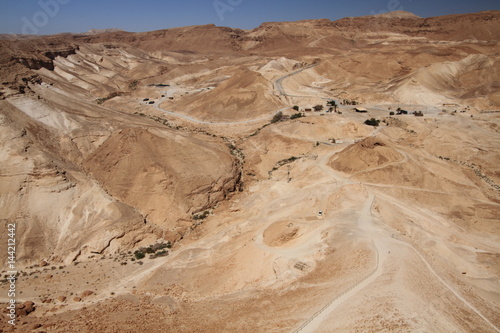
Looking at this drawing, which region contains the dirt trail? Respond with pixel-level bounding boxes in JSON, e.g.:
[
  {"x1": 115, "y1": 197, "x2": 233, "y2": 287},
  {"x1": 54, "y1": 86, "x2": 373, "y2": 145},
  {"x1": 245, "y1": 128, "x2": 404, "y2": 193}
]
[
  {"x1": 294, "y1": 187, "x2": 500, "y2": 332},
  {"x1": 290, "y1": 155, "x2": 500, "y2": 332},
  {"x1": 295, "y1": 194, "x2": 393, "y2": 333},
  {"x1": 349, "y1": 148, "x2": 409, "y2": 178},
  {"x1": 406, "y1": 243, "x2": 500, "y2": 333}
]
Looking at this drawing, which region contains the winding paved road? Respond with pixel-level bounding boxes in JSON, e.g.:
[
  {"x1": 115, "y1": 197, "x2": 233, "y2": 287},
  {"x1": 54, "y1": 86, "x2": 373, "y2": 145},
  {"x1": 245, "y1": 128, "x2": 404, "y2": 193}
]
[
  {"x1": 146, "y1": 62, "x2": 340, "y2": 125},
  {"x1": 147, "y1": 64, "x2": 321, "y2": 125},
  {"x1": 152, "y1": 88, "x2": 287, "y2": 125},
  {"x1": 143, "y1": 63, "x2": 500, "y2": 333},
  {"x1": 274, "y1": 63, "x2": 339, "y2": 104},
  {"x1": 274, "y1": 64, "x2": 319, "y2": 97}
]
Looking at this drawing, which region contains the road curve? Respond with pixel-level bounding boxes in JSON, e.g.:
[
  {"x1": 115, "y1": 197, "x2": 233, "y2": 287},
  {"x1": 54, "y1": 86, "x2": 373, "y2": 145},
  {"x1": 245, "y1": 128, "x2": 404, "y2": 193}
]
[
  {"x1": 151, "y1": 89, "x2": 285, "y2": 125},
  {"x1": 146, "y1": 64, "x2": 321, "y2": 126},
  {"x1": 274, "y1": 63, "x2": 339, "y2": 104},
  {"x1": 274, "y1": 64, "x2": 319, "y2": 96}
]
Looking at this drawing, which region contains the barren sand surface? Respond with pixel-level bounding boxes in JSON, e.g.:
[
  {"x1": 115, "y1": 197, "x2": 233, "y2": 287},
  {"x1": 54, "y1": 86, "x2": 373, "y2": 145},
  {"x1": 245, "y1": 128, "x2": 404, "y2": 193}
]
[{"x1": 0, "y1": 10, "x2": 499, "y2": 333}]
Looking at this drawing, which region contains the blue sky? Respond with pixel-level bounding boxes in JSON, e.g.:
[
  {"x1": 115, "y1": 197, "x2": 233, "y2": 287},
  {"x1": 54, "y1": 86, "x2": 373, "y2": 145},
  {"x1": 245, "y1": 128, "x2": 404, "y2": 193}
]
[{"x1": 0, "y1": 0, "x2": 499, "y2": 35}]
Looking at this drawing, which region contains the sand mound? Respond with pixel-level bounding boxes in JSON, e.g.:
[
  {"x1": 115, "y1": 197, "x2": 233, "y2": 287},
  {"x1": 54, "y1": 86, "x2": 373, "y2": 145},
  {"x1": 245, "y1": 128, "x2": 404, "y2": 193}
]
[
  {"x1": 330, "y1": 135, "x2": 493, "y2": 198},
  {"x1": 329, "y1": 137, "x2": 404, "y2": 174},
  {"x1": 83, "y1": 127, "x2": 239, "y2": 228},
  {"x1": 259, "y1": 57, "x2": 299, "y2": 73},
  {"x1": 0, "y1": 90, "x2": 240, "y2": 264},
  {"x1": 263, "y1": 220, "x2": 300, "y2": 247},
  {"x1": 257, "y1": 57, "x2": 301, "y2": 80},
  {"x1": 169, "y1": 69, "x2": 285, "y2": 121},
  {"x1": 391, "y1": 54, "x2": 496, "y2": 105},
  {"x1": 0, "y1": 101, "x2": 147, "y2": 265}
]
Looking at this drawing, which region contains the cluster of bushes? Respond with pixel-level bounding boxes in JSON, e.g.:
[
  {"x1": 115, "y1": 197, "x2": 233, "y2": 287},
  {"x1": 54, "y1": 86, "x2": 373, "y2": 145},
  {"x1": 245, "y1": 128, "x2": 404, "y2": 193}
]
[
  {"x1": 146, "y1": 115, "x2": 169, "y2": 126},
  {"x1": 271, "y1": 111, "x2": 284, "y2": 124},
  {"x1": 134, "y1": 242, "x2": 172, "y2": 260},
  {"x1": 96, "y1": 98, "x2": 108, "y2": 105},
  {"x1": 364, "y1": 118, "x2": 381, "y2": 127},
  {"x1": 134, "y1": 112, "x2": 185, "y2": 130},
  {"x1": 279, "y1": 156, "x2": 300, "y2": 165},
  {"x1": 248, "y1": 123, "x2": 270, "y2": 137},
  {"x1": 227, "y1": 143, "x2": 245, "y2": 161},
  {"x1": 271, "y1": 156, "x2": 301, "y2": 173},
  {"x1": 290, "y1": 113, "x2": 304, "y2": 120},
  {"x1": 128, "y1": 80, "x2": 139, "y2": 90},
  {"x1": 250, "y1": 108, "x2": 305, "y2": 138},
  {"x1": 96, "y1": 91, "x2": 123, "y2": 104},
  {"x1": 193, "y1": 210, "x2": 210, "y2": 220},
  {"x1": 272, "y1": 109, "x2": 308, "y2": 124},
  {"x1": 326, "y1": 100, "x2": 338, "y2": 112},
  {"x1": 340, "y1": 99, "x2": 358, "y2": 105}
]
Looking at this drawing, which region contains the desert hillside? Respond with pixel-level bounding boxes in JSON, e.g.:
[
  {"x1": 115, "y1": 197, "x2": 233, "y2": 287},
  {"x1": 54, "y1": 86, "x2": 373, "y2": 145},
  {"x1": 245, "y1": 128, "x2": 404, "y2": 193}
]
[{"x1": 0, "y1": 10, "x2": 499, "y2": 333}]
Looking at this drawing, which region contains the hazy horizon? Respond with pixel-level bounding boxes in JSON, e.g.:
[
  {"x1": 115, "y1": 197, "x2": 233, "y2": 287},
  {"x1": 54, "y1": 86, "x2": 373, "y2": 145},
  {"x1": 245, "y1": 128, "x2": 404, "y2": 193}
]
[{"x1": 0, "y1": 0, "x2": 499, "y2": 35}]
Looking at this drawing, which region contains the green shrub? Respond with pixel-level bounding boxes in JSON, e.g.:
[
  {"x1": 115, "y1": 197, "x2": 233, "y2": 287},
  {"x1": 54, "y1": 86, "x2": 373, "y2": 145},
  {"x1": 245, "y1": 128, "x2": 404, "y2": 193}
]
[
  {"x1": 271, "y1": 111, "x2": 283, "y2": 123},
  {"x1": 134, "y1": 251, "x2": 145, "y2": 260},
  {"x1": 193, "y1": 210, "x2": 210, "y2": 220},
  {"x1": 150, "y1": 250, "x2": 169, "y2": 259},
  {"x1": 128, "y1": 80, "x2": 139, "y2": 90},
  {"x1": 364, "y1": 118, "x2": 380, "y2": 127},
  {"x1": 95, "y1": 91, "x2": 123, "y2": 104}
]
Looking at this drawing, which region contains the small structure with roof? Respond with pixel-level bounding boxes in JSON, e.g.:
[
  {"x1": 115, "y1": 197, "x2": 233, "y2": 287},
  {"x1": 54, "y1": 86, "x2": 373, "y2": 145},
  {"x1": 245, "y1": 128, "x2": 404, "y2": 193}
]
[{"x1": 354, "y1": 107, "x2": 368, "y2": 113}]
